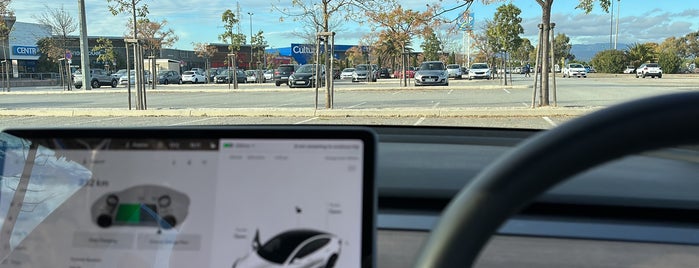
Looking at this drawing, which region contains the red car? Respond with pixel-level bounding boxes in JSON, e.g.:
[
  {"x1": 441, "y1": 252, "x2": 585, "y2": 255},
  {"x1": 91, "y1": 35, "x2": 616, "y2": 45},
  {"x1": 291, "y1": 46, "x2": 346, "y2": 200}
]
[{"x1": 393, "y1": 66, "x2": 416, "y2": 78}]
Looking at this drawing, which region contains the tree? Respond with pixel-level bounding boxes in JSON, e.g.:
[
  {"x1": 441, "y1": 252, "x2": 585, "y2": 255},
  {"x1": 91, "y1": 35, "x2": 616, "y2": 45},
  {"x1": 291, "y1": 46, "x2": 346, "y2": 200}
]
[
  {"x1": 33, "y1": 4, "x2": 76, "y2": 88},
  {"x1": 193, "y1": 42, "x2": 217, "y2": 79},
  {"x1": 658, "y1": 50, "x2": 682, "y2": 74},
  {"x1": 219, "y1": 9, "x2": 246, "y2": 61},
  {"x1": 92, "y1": 38, "x2": 118, "y2": 71},
  {"x1": 553, "y1": 33, "x2": 574, "y2": 67},
  {"x1": 626, "y1": 42, "x2": 656, "y2": 66},
  {"x1": 512, "y1": 38, "x2": 534, "y2": 64},
  {"x1": 365, "y1": 6, "x2": 434, "y2": 86},
  {"x1": 484, "y1": 0, "x2": 611, "y2": 106},
  {"x1": 251, "y1": 30, "x2": 267, "y2": 69},
  {"x1": 106, "y1": 0, "x2": 149, "y2": 39},
  {"x1": 421, "y1": 32, "x2": 442, "y2": 61},
  {"x1": 591, "y1": 49, "x2": 627, "y2": 73},
  {"x1": 487, "y1": 3, "x2": 523, "y2": 84},
  {"x1": 126, "y1": 18, "x2": 178, "y2": 57},
  {"x1": 219, "y1": 9, "x2": 246, "y2": 88}
]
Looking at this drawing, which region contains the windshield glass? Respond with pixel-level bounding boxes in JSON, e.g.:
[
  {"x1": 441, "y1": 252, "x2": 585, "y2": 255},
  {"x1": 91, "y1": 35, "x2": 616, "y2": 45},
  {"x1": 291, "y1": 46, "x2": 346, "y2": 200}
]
[{"x1": 0, "y1": 1, "x2": 693, "y2": 130}]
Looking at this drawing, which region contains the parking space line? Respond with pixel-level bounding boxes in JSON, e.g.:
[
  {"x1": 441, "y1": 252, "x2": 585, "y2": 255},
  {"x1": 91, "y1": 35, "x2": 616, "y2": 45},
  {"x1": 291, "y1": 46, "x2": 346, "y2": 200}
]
[
  {"x1": 448, "y1": 89, "x2": 454, "y2": 95},
  {"x1": 392, "y1": 91, "x2": 401, "y2": 95},
  {"x1": 432, "y1": 102, "x2": 440, "y2": 109},
  {"x1": 168, "y1": 117, "x2": 218, "y2": 126},
  {"x1": 275, "y1": 103, "x2": 292, "y2": 107},
  {"x1": 522, "y1": 102, "x2": 529, "y2": 107},
  {"x1": 542, "y1": 116, "x2": 557, "y2": 127},
  {"x1": 503, "y1": 88, "x2": 511, "y2": 94},
  {"x1": 294, "y1": 117, "x2": 319, "y2": 125},
  {"x1": 347, "y1": 102, "x2": 367, "y2": 109},
  {"x1": 414, "y1": 117, "x2": 426, "y2": 126}
]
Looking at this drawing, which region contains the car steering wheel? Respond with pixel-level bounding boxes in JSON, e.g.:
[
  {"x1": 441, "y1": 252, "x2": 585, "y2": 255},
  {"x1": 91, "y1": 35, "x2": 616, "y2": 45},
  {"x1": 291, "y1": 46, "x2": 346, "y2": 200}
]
[{"x1": 414, "y1": 92, "x2": 699, "y2": 267}]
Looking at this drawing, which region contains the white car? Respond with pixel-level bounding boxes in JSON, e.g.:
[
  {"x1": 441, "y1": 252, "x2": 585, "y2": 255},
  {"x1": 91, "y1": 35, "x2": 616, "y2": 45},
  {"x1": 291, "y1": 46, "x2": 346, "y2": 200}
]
[
  {"x1": 446, "y1": 64, "x2": 462, "y2": 79},
  {"x1": 468, "y1": 63, "x2": 491, "y2": 80},
  {"x1": 264, "y1": 70, "x2": 274, "y2": 81},
  {"x1": 636, "y1": 63, "x2": 662, "y2": 78},
  {"x1": 340, "y1": 68, "x2": 355, "y2": 80},
  {"x1": 562, "y1": 63, "x2": 587, "y2": 78},
  {"x1": 119, "y1": 70, "x2": 151, "y2": 85},
  {"x1": 623, "y1": 66, "x2": 635, "y2": 74},
  {"x1": 232, "y1": 229, "x2": 341, "y2": 268},
  {"x1": 181, "y1": 70, "x2": 206, "y2": 84}
]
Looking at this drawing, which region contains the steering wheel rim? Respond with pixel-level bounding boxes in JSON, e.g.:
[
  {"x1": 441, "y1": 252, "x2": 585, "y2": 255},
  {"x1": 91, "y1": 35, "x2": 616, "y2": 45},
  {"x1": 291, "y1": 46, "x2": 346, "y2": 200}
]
[{"x1": 414, "y1": 92, "x2": 699, "y2": 267}]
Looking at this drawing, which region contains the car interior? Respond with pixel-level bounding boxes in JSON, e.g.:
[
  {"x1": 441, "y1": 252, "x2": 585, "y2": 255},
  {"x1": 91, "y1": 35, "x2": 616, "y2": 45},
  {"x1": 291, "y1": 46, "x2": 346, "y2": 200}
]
[{"x1": 0, "y1": 91, "x2": 697, "y2": 267}]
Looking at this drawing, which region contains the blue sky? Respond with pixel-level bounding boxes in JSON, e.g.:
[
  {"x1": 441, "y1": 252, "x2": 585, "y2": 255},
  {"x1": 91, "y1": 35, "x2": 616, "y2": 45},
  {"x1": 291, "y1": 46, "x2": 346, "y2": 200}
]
[{"x1": 11, "y1": 0, "x2": 699, "y2": 51}]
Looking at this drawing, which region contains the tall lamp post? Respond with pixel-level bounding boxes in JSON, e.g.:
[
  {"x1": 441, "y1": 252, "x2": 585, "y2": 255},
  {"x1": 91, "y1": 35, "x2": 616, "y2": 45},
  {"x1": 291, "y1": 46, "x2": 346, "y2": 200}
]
[
  {"x1": 247, "y1": 12, "x2": 253, "y2": 71},
  {"x1": 614, "y1": 0, "x2": 620, "y2": 50}
]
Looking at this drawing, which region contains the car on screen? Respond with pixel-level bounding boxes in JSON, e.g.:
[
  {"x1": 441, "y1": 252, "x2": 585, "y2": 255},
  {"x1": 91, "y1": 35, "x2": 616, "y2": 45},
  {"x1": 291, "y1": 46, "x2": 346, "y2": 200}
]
[
  {"x1": 232, "y1": 229, "x2": 341, "y2": 268},
  {"x1": 288, "y1": 64, "x2": 324, "y2": 88},
  {"x1": 636, "y1": 63, "x2": 662, "y2": 78},
  {"x1": 467, "y1": 63, "x2": 491, "y2": 80}
]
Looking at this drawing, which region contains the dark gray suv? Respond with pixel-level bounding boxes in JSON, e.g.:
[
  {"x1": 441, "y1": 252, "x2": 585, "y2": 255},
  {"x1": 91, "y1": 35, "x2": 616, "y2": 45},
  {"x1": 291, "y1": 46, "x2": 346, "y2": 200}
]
[{"x1": 273, "y1": 64, "x2": 299, "y2": 86}]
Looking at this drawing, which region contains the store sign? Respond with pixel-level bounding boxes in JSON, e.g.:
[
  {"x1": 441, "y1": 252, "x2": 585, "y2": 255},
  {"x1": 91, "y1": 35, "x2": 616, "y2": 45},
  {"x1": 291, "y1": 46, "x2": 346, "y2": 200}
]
[{"x1": 13, "y1": 46, "x2": 39, "y2": 56}]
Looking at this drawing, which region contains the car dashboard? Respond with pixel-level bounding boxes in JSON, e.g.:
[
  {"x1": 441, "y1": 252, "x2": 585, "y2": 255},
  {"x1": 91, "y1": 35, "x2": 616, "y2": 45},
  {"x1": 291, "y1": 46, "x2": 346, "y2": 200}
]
[{"x1": 1, "y1": 125, "x2": 698, "y2": 267}]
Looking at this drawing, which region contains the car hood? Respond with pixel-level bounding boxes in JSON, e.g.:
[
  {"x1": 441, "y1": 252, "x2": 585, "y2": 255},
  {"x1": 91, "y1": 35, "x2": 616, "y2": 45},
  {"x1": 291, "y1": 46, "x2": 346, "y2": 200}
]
[{"x1": 470, "y1": 68, "x2": 489, "y2": 72}]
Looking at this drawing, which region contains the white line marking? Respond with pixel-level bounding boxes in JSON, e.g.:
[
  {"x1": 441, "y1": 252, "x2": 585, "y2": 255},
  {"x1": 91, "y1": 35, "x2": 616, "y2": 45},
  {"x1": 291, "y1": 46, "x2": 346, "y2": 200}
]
[
  {"x1": 168, "y1": 117, "x2": 218, "y2": 126},
  {"x1": 392, "y1": 91, "x2": 401, "y2": 95},
  {"x1": 294, "y1": 117, "x2": 319, "y2": 125},
  {"x1": 414, "y1": 117, "x2": 426, "y2": 126},
  {"x1": 542, "y1": 116, "x2": 558, "y2": 127},
  {"x1": 347, "y1": 102, "x2": 367, "y2": 109},
  {"x1": 522, "y1": 102, "x2": 529, "y2": 107},
  {"x1": 448, "y1": 89, "x2": 454, "y2": 94},
  {"x1": 275, "y1": 103, "x2": 292, "y2": 107},
  {"x1": 432, "y1": 102, "x2": 440, "y2": 109},
  {"x1": 502, "y1": 88, "x2": 511, "y2": 94}
]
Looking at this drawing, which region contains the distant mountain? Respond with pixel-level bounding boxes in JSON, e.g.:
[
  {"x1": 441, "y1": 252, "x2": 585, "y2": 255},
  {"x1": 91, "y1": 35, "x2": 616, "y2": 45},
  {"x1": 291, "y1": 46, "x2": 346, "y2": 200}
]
[{"x1": 571, "y1": 43, "x2": 628, "y2": 62}]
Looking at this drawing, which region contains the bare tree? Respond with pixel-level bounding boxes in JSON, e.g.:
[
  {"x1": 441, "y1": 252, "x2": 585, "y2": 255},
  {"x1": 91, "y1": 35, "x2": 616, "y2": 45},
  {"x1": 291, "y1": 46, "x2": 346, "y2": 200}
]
[
  {"x1": 125, "y1": 18, "x2": 178, "y2": 57},
  {"x1": 34, "y1": 4, "x2": 76, "y2": 89}
]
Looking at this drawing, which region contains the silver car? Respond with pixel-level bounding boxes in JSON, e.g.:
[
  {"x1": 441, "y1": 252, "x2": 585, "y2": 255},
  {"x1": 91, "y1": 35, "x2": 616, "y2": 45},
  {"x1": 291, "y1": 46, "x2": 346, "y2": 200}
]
[{"x1": 415, "y1": 61, "x2": 448, "y2": 86}]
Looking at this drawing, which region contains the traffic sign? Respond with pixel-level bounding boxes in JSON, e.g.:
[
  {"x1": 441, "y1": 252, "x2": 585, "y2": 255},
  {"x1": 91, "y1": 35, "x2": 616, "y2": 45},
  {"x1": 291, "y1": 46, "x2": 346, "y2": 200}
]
[{"x1": 65, "y1": 50, "x2": 72, "y2": 60}]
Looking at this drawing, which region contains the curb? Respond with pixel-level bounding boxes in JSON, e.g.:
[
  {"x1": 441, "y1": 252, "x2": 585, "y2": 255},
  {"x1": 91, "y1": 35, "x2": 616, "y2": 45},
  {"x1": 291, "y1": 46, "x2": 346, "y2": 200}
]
[{"x1": 0, "y1": 106, "x2": 601, "y2": 118}]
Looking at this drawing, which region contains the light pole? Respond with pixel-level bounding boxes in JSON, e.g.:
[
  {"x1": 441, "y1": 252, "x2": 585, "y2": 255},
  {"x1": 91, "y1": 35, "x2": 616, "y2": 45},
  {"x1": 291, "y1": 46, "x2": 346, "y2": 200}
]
[
  {"x1": 609, "y1": 0, "x2": 614, "y2": 49},
  {"x1": 247, "y1": 12, "x2": 253, "y2": 71},
  {"x1": 615, "y1": 0, "x2": 620, "y2": 50}
]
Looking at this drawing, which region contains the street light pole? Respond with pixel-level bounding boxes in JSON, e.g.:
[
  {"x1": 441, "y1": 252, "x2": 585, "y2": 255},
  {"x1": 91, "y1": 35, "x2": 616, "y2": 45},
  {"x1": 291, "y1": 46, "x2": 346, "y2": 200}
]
[
  {"x1": 609, "y1": 0, "x2": 614, "y2": 49},
  {"x1": 615, "y1": 0, "x2": 620, "y2": 50},
  {"x1": 247, "y1": 12, "x2": 253, "y2": 71}
]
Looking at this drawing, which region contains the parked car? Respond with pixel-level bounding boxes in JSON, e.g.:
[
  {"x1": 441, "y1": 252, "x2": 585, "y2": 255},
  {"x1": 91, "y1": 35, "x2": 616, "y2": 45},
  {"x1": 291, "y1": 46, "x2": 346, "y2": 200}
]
[
  {"x1": 563, "y1": 63, "x2": 587, "y2": 78},
  {"x1": 340, "y1": 68, "x2": 355, "y2": 80},
  {"x1": 74, "y1": 68, "x2": 118, "y2": 89},
  {"x1": 394, "y1": 66, "x2": 416, "y2": 78},
  {"x1": 214, "y1": 69, "x2": 246, "y2": 84},
  {"x1": 623, "y1": 66, "x2": 636, "y2": 74},
  {"x1": 157, "y1": 70, "x2": 181, "y2": 85},
  {"x1": 468, "y1": 63, "x2": 491, "y2": 80},
  {"x1": 206, "y1": 68, "x2": 218, "y2": 82},
  {"x1": 119, "y1": 70, "x2": 151, "y2": 86},
  {"x1": 232, "y1": 229, "x2": 341, "y2": 268},
  {"x1": 415, "y1": 61, "x2": 449, "y2": 86},
  {"x1": 352, "y1": 64, "x2": 377, "y2": 82},
  {"x1": 245, "y1": 70, "x2": 257, "y2": 83},
  {"x1": 110, "y1": 69, "x2": 127, "y2": 80},
  {"x1": 264, "y1": 70, "x2": 274, "y2": 81},
  {"x1": 379, "y1": 68, "x2": 391, "y2": 78},
  {"x1": 446, "y1": 64, "x2": 462, "y2": 79},
  {"x1": 181, "y1": 70, "x2": 206, "y2": 84},
  {"x1": 273, "y1": 64, "x2": 299, "y2": 86},
  {"x1": 288, "y1": 64, "x2": 325, "y2": 88},
  {"x1": 636, "y1": 63, "x2": 662, "y2": 78}
]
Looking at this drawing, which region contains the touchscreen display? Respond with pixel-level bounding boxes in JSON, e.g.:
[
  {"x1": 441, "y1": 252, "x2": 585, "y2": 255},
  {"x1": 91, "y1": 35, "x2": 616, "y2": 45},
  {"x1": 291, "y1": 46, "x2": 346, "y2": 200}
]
[{"x1": 0, "y1": 133, "x2": 371, "y2": 268}]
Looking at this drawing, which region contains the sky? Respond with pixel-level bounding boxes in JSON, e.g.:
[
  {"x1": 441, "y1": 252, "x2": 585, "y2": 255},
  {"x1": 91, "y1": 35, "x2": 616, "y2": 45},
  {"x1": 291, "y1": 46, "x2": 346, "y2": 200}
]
[{"x1": 10, "y1": 0, "x2": 699, "y2": 51}]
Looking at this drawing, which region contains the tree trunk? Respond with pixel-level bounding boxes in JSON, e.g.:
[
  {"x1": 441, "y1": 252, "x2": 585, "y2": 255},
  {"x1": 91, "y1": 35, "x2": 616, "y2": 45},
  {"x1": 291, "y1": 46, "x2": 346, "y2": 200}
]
[{"x1": 540, "y1": 1, "x2": 552, "y2": 106}]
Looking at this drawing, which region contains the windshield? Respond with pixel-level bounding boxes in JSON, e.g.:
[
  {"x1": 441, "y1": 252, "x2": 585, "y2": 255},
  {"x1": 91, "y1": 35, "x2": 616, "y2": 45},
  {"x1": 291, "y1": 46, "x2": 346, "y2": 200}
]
[
  {"x1": 419, "y1": 62, "x2": 445, "y2": 70},
  {"x1": 0, "y1": 1, "x2": 694, "y2": 130}
]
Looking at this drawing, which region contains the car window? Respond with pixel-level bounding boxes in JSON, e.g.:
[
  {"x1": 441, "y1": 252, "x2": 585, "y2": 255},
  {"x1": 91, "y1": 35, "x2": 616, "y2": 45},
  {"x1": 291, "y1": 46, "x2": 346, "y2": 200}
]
[
  {"x1": 471, "y1": 64, "x2": 488, "y2": 69},
  {"x1": 419, "y1": 62, "x2": 444, "y2": 70},
  {"x1": 293, "y1": 238, "x2": 330, "y2": 259}
]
